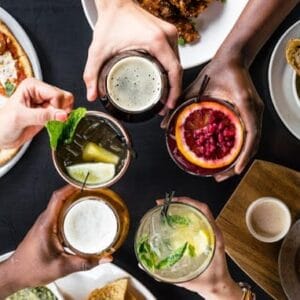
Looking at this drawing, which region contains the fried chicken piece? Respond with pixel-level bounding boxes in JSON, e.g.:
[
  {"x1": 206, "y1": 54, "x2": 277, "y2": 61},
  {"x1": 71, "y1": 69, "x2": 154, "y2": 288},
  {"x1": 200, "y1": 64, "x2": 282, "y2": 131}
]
[
  {"x1": 137, "y1": 0, "x2": 200, "y2": 43},
  {"x1": 172, "y1": 17, "x2": 200, "y2": 43},
  {"x1": 169, "y1": 0, "x2": 213, "y2": 18},
  {"x1": 137, "y1": 0, "x2": 177, "y2": 19}
]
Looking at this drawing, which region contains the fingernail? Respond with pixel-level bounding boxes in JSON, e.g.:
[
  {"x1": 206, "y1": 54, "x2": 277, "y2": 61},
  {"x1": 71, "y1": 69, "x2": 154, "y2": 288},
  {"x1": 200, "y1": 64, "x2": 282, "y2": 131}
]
[
  {"x1": 99, "y1": 256, "x2": 112, "y2": 264},
  {"x1": 55, "y1": 111, "x2": 67, "y2": 121},
  {"x1": 215, "y1": 175, "x2": 229, "y2": 182},
  {"x1": 156, "y1": 200, "x2": 163, "y2": 205}
]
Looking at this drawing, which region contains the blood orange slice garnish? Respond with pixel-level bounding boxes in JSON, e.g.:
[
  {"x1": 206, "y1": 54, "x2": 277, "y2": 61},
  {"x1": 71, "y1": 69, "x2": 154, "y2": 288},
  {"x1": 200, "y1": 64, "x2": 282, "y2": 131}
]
[{"x1": 175, "y1": 101, "x2": 244, "y2": 169}]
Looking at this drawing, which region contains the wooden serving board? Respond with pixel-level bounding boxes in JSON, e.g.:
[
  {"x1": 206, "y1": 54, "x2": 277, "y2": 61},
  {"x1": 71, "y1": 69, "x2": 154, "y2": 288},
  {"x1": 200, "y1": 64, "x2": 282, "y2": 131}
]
[{"x1": 216, "y1": 160, "x2": 300, "y2": 300}]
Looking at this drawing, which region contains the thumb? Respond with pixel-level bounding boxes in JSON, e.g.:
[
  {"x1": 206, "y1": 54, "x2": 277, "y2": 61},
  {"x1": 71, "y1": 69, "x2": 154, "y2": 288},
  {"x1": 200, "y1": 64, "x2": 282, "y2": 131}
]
[
  {"x1": 63, "y1": 254, "x2": 113, "y2": 273},
  {"x1": 62, "y1": 254, "x2": 107, "y2": 274},
  {"x1": 22, "y1": 107, "x2": 68, "y2": 126}
]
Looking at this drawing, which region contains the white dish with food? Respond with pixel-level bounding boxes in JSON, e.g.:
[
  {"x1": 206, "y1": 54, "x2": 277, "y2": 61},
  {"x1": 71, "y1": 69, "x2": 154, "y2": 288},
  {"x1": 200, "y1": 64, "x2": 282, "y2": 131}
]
[
  {"x1": 81, "y1": 0, "x2": 249, "y2": 69},
  {"x1": 268, "y1": 20, "x2": 300, "y2": 140},
  {"x1": 0, "y1": 251, "x2": 156, "y2": 300},
  {"x1": 0, "y1": 7, "x2": 42, "y2": 178}
]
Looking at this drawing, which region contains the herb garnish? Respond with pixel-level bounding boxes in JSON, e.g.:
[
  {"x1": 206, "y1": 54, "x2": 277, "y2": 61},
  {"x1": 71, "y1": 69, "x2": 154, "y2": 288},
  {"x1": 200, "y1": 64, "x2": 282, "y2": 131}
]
[
  {"x1": 137, "y1": 236, "x2": 189, "y2": 271},
  {"x1": 46, "y1": 107, "x2": 86, "y2": 150},
  {"x1": 4, "y1": 81, "x2": 15, "y2": 96},
  {"x1": 156, "y1": 242, "x2": 188, "y2": 269},
  {"x1": 178, "y1": 37, "x2": 186, "y2": 46}
]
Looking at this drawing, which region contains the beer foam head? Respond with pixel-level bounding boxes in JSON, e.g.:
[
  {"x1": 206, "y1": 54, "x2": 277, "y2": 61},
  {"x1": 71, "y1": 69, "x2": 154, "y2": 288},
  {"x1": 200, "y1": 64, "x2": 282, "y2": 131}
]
[
  {"x1": 106, "y1": 56, "x2": 162, "y2": 112},
  {"x1": 63, "y1": 198, "x2": 118, "y2": 254}
]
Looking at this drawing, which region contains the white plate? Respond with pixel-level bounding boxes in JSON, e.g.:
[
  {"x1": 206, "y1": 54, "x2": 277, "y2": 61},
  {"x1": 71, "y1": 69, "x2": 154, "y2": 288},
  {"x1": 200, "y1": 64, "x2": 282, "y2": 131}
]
[
  {"x1": 0, "y1": 7, "x2": 42, "y2": 178},
  {"x1": 81, "y1": 0, "x2": 249, "y2": 69},
  {"x1": 268, "y1": 20, "x2": 300, "y2": 140},
  {"x1": 0, "y1": 251, "x2": 156, "y2": 300}
]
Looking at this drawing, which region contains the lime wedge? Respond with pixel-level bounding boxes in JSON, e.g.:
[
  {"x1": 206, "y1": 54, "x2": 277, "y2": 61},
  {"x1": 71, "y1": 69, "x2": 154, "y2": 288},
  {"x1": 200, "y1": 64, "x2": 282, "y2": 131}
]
[
  {"x1": 82, "y1": 142, "x2": 120, "y2": 165},
  {"x1": 66, "y1": 162, "x2": 115, "y2": 185}
]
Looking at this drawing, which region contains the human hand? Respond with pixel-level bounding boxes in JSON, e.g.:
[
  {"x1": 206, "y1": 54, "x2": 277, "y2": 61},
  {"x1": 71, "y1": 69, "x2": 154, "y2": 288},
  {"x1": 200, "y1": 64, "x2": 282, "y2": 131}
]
[
  {"x1": 0, "y1": 78, "x2": 74, "y2": 149},
  {"x1": 5, "y1": 185, "x2": 112, "y2": 291},
  {"x1": 183, "y1": 56, "x2": 264, "y2": 181},
  {"x1": 83, "y1": 0, "x2": 182, "y2": 114},
  {"x1": 156, "y1": 197, "x2": 242, "y2": 300}
]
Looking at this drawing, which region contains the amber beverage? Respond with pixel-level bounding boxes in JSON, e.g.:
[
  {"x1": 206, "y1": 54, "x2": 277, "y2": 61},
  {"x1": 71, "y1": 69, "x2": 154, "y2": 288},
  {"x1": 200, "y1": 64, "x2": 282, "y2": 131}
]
[{"x1": 58, "y1": 188, "x2": 129, "y2": 258}]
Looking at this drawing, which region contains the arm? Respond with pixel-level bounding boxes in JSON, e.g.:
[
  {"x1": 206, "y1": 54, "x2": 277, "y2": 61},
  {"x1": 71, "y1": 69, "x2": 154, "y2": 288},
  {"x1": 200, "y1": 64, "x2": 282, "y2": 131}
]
[
  {"x1": 83, "y1": 0, "x2": 182, "y2": 114},
  {"x1": 0, "y1": 78, "x2": 73, "y2": 149},
  {"x1": 183, "y1": 0, "x2": 299, "y2": 181},
  {"x1": 217, "y1": 0, "x2": 300, "y2": 67},
  {"x1": 0, "y1": 185, "x2": 111, "y2": 299}
]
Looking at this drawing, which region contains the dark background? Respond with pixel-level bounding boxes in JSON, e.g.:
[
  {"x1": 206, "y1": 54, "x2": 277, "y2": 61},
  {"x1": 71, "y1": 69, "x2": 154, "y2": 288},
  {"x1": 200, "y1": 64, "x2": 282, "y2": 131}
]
[{"x1": 0, "y1": 1, "x2": 299, "y2": 299}]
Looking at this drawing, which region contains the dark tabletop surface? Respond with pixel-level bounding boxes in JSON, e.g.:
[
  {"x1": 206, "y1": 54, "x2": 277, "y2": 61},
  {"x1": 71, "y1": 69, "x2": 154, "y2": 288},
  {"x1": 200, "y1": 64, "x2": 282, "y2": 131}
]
[{"x1": 0, "y1": 1, "x2": 299, "y2": 299}]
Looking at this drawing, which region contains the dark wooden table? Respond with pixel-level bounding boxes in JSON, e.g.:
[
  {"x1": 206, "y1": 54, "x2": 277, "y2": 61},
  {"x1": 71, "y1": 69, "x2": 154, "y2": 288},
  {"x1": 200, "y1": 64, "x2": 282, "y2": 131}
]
[{"x1": 0, "y1": 1, "x2": 299, "y2": 299}]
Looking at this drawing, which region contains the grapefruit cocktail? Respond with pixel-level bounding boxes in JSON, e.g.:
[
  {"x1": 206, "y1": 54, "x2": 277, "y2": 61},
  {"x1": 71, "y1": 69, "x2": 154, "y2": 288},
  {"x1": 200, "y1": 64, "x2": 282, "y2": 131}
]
[{"x1": 166, "y1": 97, "x2": 244, "y2": 176}]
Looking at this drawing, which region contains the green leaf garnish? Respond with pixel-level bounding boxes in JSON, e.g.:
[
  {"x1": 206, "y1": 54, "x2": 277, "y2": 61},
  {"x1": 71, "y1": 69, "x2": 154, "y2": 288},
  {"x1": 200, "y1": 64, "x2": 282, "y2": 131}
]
[
  {"x1": 45, "y1": 120, "x2": 64, "y2": 150},
  {"x1": 64, "y1": 107, "x2": 87, "y2": 144},
  {"x1": 156, "y1": 242, "x2": 188, "y2": 270},
  {"x1": 166, "y1": 215, "x2": 191, "y2": 227},
  {"x1": 178, "y1": 37, "x2": 186, "y2": 46},
  {"x1": 46, "y1": 107, "x2": 86, "y2": 150},
  {"x1": 188, "y1": 243, "x2": 196, "y2": 257},
  {"x1": 4, "y1": 81, "x2": 16, "y2": 96},
  {"x1": 137, "y1": 236, "x2": 159, "y2": 270}
]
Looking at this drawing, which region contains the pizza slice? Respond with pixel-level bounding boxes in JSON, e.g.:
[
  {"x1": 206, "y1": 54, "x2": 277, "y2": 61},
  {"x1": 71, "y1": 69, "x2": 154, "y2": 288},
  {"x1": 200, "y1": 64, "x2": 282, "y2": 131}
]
[{"x1": 0, "y1": 21, "x2": 34, "y2": 166}]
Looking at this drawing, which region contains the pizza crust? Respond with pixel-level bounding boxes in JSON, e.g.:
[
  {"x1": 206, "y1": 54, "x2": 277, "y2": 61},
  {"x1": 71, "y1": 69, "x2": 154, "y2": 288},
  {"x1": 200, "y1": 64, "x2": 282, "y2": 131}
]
[
  {"x1": 0, "y1": 147, "x2": 19, "y2": 166},
  {"x1": 18, "y1": 54, "x2": 33, "y2": 77},
  {"x1": 0, "y1": 21, "x2": 27, "y2": 58}
]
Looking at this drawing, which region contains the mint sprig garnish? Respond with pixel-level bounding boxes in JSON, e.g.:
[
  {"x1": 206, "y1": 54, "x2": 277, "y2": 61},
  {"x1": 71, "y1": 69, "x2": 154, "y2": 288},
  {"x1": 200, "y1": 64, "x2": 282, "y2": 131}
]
[
  {"x1": 137, "y1": 236, "x2": 189, "y2": 271},
  {"x1": 165, "y1": 215, "x2": 191, "y2": 227},
  {"x1": 46, "y1": 107, "x2": 86, "y2": 150},
  {"x1": 156, "y1": 242, "x2": 188, "y2": 270}
]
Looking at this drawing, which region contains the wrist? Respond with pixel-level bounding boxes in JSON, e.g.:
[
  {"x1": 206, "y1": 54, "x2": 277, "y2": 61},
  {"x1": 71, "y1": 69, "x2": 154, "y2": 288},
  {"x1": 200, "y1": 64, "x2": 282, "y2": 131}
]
[
  {"x1": 95, "y1": 0, "x2": 133, "y2": 12},
  {"x1": 196, "y1": 276, "x2": 243, "y2": 300},
  {"x1": 0, "y1": 258, "x2": 27, "y2": 298},
  {"x1": 214, "y1": 43, "x2": 248, "y2": 69}
]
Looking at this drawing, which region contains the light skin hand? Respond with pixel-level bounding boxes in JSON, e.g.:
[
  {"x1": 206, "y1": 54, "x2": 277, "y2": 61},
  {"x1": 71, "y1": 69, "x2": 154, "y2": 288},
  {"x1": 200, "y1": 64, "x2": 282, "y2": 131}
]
[
  {"x1": 0, "y1": 185, "x2": 112, "y2": 299},
  {"x1": 0, "y1": 78, "x2": 74, "y2": 149},
  {"x1": 83, "y1": 0, "x2": 182, "y2": 113},
  {"x1": 156, "y1": 197, "x2": 242, "y2": 300}
]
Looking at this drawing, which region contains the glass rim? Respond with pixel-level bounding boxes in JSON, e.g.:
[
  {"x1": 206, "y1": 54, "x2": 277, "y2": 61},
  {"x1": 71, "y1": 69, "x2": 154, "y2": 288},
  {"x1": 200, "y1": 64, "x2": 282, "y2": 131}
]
[
  {"x1": 165, "y1": 96, "x2": 245, "y2": 177},
  {"x1": 52, "y1": 110, "x2": 132, "y2": 189},
  {"x1": 134, "y1": 201, "x2": 216, "y2": 283},
  {"x1": 104, "y1": 53, "x2": 166, "y2": 114},
  {"x1": 61, "y1": 196, "x2": 121, "y2": 257}
]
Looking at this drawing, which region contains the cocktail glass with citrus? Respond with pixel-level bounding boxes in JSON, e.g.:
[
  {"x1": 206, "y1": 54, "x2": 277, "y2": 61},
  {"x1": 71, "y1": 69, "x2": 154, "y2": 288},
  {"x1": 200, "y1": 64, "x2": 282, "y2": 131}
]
[
  {"x1": 166, "y1": 97, "x2": 244, "y2": 176},
  {"x1": 135, "y1": 202, "x2": 215, "y2": 283},
  {"x1": 53, "y1": 111, "x2": 132, "y2": 189}
]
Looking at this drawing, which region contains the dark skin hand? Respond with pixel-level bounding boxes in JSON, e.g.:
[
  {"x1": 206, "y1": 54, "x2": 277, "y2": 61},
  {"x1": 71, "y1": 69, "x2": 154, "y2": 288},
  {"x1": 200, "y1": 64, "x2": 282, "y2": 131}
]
[
  {"x1": 0, "y1": 185, "x2": 112, "y2": 299},
  {"x1": 168, "y1": 0, "x2": 299, "y2": 182}
]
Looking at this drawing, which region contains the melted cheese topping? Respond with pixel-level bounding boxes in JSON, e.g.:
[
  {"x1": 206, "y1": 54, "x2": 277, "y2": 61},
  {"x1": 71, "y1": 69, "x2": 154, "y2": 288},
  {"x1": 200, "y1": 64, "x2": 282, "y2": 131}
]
[{"x1": 0, "y1": 51, "x2": 17, "y2": 87}]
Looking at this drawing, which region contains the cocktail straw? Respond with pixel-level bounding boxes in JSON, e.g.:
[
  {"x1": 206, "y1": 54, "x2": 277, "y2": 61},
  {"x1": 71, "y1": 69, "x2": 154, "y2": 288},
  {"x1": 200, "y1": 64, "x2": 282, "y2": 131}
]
[
  {"x1": 161, "y1": 191, "x2": 175, "y2": 220},
  {"x1": 80, "y1": 172, "x2": 90, "y2": 193}
]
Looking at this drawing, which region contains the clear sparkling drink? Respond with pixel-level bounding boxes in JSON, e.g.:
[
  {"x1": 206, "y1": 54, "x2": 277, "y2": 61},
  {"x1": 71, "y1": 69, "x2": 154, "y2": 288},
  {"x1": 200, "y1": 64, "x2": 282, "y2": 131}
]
[{"x1": 135, "y1": 202, "x2": 215, "y2": 283}]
